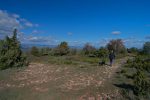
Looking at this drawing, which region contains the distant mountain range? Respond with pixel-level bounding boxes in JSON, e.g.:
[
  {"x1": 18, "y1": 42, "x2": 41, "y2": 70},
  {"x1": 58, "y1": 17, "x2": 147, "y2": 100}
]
[{"x1": 21, "y1": 43, "x2": 82, "y2": 51}]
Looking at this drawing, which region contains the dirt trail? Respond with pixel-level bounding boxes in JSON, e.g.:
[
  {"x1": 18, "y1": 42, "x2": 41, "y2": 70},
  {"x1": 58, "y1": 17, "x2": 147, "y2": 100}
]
[
  {"x1": 0, "y1": 57, "x2": 129, "y2": 100},
  {"x1": 78, "y1": 57, "x2": 129, "y2": 100}
]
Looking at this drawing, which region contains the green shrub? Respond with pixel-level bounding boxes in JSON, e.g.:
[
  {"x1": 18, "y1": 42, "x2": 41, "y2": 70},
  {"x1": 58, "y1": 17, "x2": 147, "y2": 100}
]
[
  {"x1": 133, "y1": 70, "x2": 150, "y2": 96},
  {"x1": 143, "y1": 42, "x2": 150, "y2": 55},
  {"x1": 0, "y1": 29, "x2": 28, "y2": 70},
  {"x1": 82, "y1": 43, "x2": 96, "y2": 56},
  {"x1": 122, "y1": 56, "x2": 150, "y2": 97},
  {"x1": 30, "y1": 46, "x2": 40, "y2": 56},
  {"x1": 69, "y1": 48, "x2": 77, "y2": 55},
  {"x1": 94, "y1": 47, "x2": 108, "y2": 58},
  {"x1": 53, "y1": 41, "x2": 69, "y2": 56},
  {"x1": 40, "y1": 47, "x2": 51, "y2": 56},
  {"x1": 107, "y1": 39, "x2": 126, "y2": 54}
]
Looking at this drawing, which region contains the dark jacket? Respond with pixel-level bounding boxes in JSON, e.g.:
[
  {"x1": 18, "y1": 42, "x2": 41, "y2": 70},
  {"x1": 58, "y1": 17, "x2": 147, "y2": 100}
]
[{"x1": 109, "y1": 53, "x2": 115, "y2": 60}]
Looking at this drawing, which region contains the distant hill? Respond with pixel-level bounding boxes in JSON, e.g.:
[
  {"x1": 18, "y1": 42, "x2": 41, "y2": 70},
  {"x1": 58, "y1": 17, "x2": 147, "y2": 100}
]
[{"x1": 21, "y1": 43, "x2": 82, "y2": 52}]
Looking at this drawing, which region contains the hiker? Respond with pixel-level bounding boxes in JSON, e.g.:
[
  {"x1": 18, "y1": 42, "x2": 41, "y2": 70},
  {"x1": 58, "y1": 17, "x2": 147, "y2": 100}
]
[{"x1": 109, "y1": 50, "x2": 115, "y2": 67}]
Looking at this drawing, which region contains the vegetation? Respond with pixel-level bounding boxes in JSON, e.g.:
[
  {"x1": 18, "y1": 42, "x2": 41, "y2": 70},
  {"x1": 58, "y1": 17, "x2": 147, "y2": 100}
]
[
  {"x1": 0, "y1": 29, "x2": 28, "y2": 70},
  {"x1": 107, "y1": 39, "x2": 126, "y2": 54},
  {"x1": 1, "y1": 32, "x2": 150, "y2": 100},
  {"x1": 82, "y1": 43, "x2": 96, "y2": 56},
  {"x1": 53, "y1": 41, "x2": 69, "y2": 56},
  {"x1": 94, "y1": 47, "x2": 108, "y2": 58},
  {"x1": 127, "y1": 47, "x2": 139, "y2": 54},
  {"x1": 125, "y1": 57, "x2": 150, "y2": 95},
  {"x1": 143, "y1": 41, "x2": 150, "y2": 55},
  {"x1": 30, "y1": 46, "x2": 40, "y2": 56},
  {"x1": 117, "y1": 43, "x2": 150, "y2": 99}
]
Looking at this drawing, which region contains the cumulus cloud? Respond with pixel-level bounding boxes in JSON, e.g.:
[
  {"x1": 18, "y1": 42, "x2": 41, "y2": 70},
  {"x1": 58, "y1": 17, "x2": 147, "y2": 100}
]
[
  {"x1": 68, "y1": 40, "x2": 86, "y2": 46},
  {"x1": 111, "y1": 31, "x2": 121, "y2": 35},
  {"x1": 32, "y1": 30, "x2": 38, "y2": 34},
  {"x1": 123, "y1": 37, "x2": 146, "y2": 48},
  {"x1": 145, "y1": 36, "x2": 150, "y2": 39},
  {"x1": 12, "y1": 14, "x2": 20, "y2": 18},
  {"x1": 67, "y1": 32, "x2": 73, "y2": 35},
  {"x1": 31, "y1": 30, "x2": 44, "y2": 34},
  {"x1": 19, "y1": 18, "x2": 38, "y2": 28},
  {"x1": 0, "y1": 10, "x2": 20, "y2": 35},
  {"x1": 27, "y1": 36, "x2": 49, "y2": 42},
  {"x1": 21, "y1": 35, "x2": 59, "y2": 45},
  {"x1": 0, "y1": 9, "x2": 38, "y2": 36},
  {"x1": 96, "y1": 37, "x2": 146, "y2": 48}
]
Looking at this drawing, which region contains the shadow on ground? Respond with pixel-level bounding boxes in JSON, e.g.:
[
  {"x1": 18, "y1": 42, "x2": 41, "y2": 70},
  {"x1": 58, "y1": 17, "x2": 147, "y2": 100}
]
[{"x1": 114, "y1": 83, "x2": 134, "y2": 91}]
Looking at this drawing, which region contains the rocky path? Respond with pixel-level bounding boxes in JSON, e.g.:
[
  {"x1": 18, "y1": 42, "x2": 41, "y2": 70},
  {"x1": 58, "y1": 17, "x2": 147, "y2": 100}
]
[{"x1": 0, "y1": 57, "x2": 129, "y2": 100}]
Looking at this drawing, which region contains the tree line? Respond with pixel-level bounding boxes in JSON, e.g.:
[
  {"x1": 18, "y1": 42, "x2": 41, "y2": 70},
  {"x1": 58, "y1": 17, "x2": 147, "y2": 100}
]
[{"x1": 0, "y1": 29, "x2": 150, "y2": 70}]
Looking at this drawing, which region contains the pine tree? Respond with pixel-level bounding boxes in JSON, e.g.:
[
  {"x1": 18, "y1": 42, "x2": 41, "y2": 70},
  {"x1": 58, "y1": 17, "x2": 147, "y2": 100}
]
[{"x1": 0, "y1": 29, "x2": 28, "y2": 70}]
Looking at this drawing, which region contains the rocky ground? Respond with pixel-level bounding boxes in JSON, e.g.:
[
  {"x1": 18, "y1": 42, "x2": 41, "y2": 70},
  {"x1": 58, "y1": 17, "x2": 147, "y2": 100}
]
[{"x1": 0, "y1": 58, "x2": 128, "y2": 100}]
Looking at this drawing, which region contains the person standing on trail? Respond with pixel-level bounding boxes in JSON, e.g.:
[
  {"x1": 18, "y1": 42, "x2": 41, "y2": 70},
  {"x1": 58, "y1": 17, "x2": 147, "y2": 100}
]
[{"x1": 109, "y1": 50, "x2": 115, "y2": 67}]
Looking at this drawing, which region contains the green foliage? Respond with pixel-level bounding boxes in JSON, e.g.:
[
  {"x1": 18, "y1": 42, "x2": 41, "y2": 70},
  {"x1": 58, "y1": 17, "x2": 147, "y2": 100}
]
[
  {"x1": 133, "y1": 70, "x2": 150, "y2": 96},
  {"x1": 125, "y1": 56, "x2": 150, "y2": 71},
  {"x1": 30, "y1": 46, "x2": 40, "y2": 56},
  {"x1": 82, "y1": 43, "x2": 96, "y2": 56},
  {"x1": 127, "y1": 47, "x2": 139, "y2": 54},
  {"x1": 123, "y1": 56, "x2": 150, "y2": 97},
  {"x1": 94, "y1": 47, "x2": 108, "y2": 58},
  {"x1": 69, "y1": 48, "x2": 77, "y2": 55},
  {"x1": 107, "y1": 39, "x2": 126, "y2": 54},
  {"x1": 0, "y1": 29, "x2": 28, "y2": 70},
  {"x1": 143, "y1": 41, "x2": 150, "y2": 55},
  {"x1": 40, "y1": 47, "x2": 51, "y2": 56},
  {"x1": 120, "y1": 69, "x2": 127, "y2": 74},
  {"x1": 53, "y1": 41, "x2": 69, "y2": 56}
]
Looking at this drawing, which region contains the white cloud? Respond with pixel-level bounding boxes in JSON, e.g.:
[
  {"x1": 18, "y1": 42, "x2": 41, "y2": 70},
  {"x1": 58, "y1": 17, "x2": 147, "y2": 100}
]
[
  {"x1": 123, "y1": 37, "x2": 146, "y2": 48},
  {"x1": 0, "y1": 9, "x2": 38, "y2": 36},
  {"x1": 0, "y1": 10, "x2": 21, "y2": 35},
  {"x1": 21, "y1": 35, "x2": 59, "y2": 45},
  {"x1": 112, "y1": 31, "x2": 121, "y2": 35},
  {"x1": 12, "y1": 14, "x2": 20, "y2": 18},
  {"x1": 145, "y1": 36, "x2": 150, "y2": 39},
  {"x1": 32, "y1": 30, "x2": 38, "y2": 34},
  {"x1": 67, "y1": 32, "x2": 73, "y2": 35},
  {"x1": 68, "y1": 40, "x2": 86, "y2": 46},
  {"x1": 24, "y1": 21, "x2": 33, "y2": 27},
  {"x1": 19, "y1": 18, "x2": 38, "y2": 28},
  {"x1": 31, "y1": 30, "x2": 44, "y2": 34}
]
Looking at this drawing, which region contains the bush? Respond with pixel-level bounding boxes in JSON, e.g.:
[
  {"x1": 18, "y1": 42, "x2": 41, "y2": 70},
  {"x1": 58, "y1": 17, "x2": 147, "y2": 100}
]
[
  {"x1": 30, "y1": 46, "x2": 40, "y2": 56},
  {"x1": 69, "y1": 48, "x2": 77, "y2": 55},
  {"x1": 94, "y1": 47, "x2": 108, "y2": 58},
  {"x1": 107, "y1": 39, "x2": 126, "y2": 54},
  {"x1": 133, "y1": 70, "x2": 150, "y2": 96},
  {"x1": 127, "y1": 47, "x2": 139, "y2": 54},
  {"x1": 53, "y1": 41, "x2": 69, "y2": 56},
  {"x1": 0, "y1": 29, "x2": 28, "y2": 70},
  {"x1": 123, "y1": 56, "x2": 150, "y2": 97},
  {"x1": 82, "y1": 43, "x2": 96, "y2": 56},
  {"x1": 40, "y1": 47, "x2": 51, "y2": 56},
  {"x1": 143, "y1": 42, "x2": 150, "y2": 55}
]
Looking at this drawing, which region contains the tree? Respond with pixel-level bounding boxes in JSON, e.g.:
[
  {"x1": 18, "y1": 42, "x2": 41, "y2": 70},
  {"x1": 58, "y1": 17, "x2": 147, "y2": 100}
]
[
  {"x1": 0, "y1": 29, "x2": 28, "y2": 70},
  {"x1": 143, "y1": 42, "x2": 150, "y2": 55},
  {"x1": 94, "y1": 47, "x2": 108, "y2": 58},
  {"x1": 69, "y1": 48, "x2": 77, "y2": 55},
  {"x1": 122, "y1": 56, "x2": 150, "y2": 97},
  {"x1": 54, "y1": 41, "x2": 69, "y2": 56},
  {"x1": 82, "y1": 43, "x2": 96, "y2": 55},
  {"x1": 107, "y1": 39, "x2": 126, "y2": 54},
  {"x1": 30, "y1": 46, "x2": 40, "y2": 56},
  {"x1": 127, "y1": 47, "x2": 139, "y2": 54},
  {"x1": 40, "y1": 47, "x2": 51, "y2": 56}
]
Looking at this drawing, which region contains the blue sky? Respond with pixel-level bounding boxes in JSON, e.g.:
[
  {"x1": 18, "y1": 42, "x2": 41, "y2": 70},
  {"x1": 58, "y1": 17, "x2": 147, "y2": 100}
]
[{"x1": 0, "y1": 0, "x2": 150, "y2": 48}]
